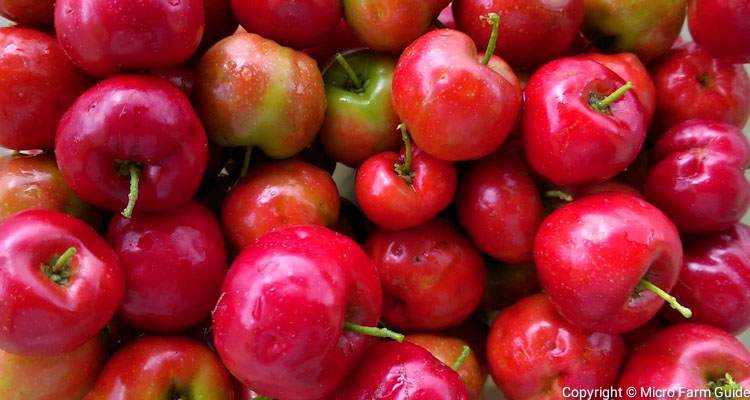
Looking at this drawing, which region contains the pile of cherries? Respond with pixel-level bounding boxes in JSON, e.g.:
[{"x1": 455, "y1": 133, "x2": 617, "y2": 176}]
[{"x1": 1, "y1": 0, "x2": 750, "y2": 399}]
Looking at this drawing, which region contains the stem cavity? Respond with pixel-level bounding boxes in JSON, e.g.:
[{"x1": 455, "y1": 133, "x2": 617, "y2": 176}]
[
  {"x1": 43, "y1": 247, "x2": 77, "y2": 286},
  {"x1": 335, "y1": 52, "x2": 363, "y2": 91},
  {"x1": 638, "y1": 279, "x2": 692, "y2": 319},
  {"x1": 344, "y1": 322, "x2": 405, "y2": 342},
  {"x1": 591, "y1": 82, "x2": 634, "y2": 113},
  {"x1": 481, "y1": 13, "x2": 500, "y2": 65}
]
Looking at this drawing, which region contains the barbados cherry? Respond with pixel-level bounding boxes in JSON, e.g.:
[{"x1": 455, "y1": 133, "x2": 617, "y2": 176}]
[
  {"x1": 55, "y1": 75, "x2": 208, "y2": 218},
  {"x1": 644, "y1": 119, "x2": 750, "y2": 234},
  {"x1": 356, "y1": 126, "x2": 457, "y2": 230},
  {"x1": 0, "y1": 210, "x2": 123, "y2": 355},
  {"x1": 365, "y1": 219, "x2": 486, "y2": 331},
  {"x1": 534, "y1": 193, "x2": 686, "y2": 333},
  {"x1": 107, "y1": 201, "x2": 227, "y2": 333},
  {"x1": 222, "y1": 159, "x2": 340, "y2": 249},
  {"x1": 688, "y1": 0, "x2": 750, "y2": 63},
  {"x1": 487, "y1": 294, "x2": 625, "y2": 400},
  {"x1": 0, "y1": 27, "x2": 89, "y2": 151},
  {"x1": 523, "y1": 56, "x2": 647, "y2": 186},
  {"x1": 391, "y1": 15, "x2": 521, "y2": 161}
]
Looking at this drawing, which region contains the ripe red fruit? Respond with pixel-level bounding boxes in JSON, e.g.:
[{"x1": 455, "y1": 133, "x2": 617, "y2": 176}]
[
  {"x1": 523, "y1": 56, "x2": 647, "y2": 186},
  {"x1": 688, "y1": 0, "x2": 750, "y2": 63},
  {"x1": 588, "y1": 52, "x2": 656, "y2": 124},
  {"x1": 645, "y1": 120, "x2": 750, "y2": 234},
  {"x1": 333, "y1": 341, "x2": 470, "y2": 399},
  {"x1": 87, "y1": 336, "x2": 236, "y2": 399},
  {"x1": 107, "y1": 201, "x2": 227, "y2": 333},
  {"x1": 365, "y1": 219, "x2": 486, "y2": 331},
  {"x1": 618, "y1": 324, "x2": 750, "y2": 397},
  {"x1": 664, "y1": 224, "x2": 750, "y2": 334},
  {"x1": 534, "y1": 193, "x2": 683, "y2": 333},
  {"x1": 221, "y1": 159, "x2": 340, "y2": 249},
  {"x1": 212, "y1": 226, "x2": 387, "y2": 400},
  {"x1": 453, "y1": 0, "x2": 584, "y2": 67},
  {"x1": 457, "y1": 144, "x2": 544, "y2": 264},
  {"x1": 55, "y1": 75, "x2": 208, "y2": 218},
  {"x1": 0, "y1": 27, "x2": 89, "y2": 151},
  {"x1": 55, "y1": 0, "x2": 205, "y2": 76},
  {"x1": 650, "y1": 44, "x2": 750, "y2": 131},
  {"x1": 0, "y1": 210, "x2": 124, "y2": 356},
  {"x1": 0, "y1": 0, "x2": 54, "y2": 26},
  {"x1": 488, "y1": 294, "x2": 625, "y2": 400},
  {"x1": 391, "y1": 24, "x2": 521, "y2": 161},
  {"x1": 355, "y1": 128, "x2": 457, "y2": 230},
  {"x1": 231, "y1": 0, "x2": 341, "y2": 49}
]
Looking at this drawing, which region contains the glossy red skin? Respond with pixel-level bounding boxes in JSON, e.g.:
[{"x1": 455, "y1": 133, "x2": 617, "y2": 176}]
[
  {"x1": 588, "y1": 52, "x2": 656, "y2": 124},
  {"x1": 534, "y1": 193, "x2": 683, "y2": 334},
  {"x1": 650, "y1": 44, "x2": 750, "y2": 131},
  {"x1": 0, "y1": 28, "x2": 90, "y2": 151},
  {"x1": 0, "y1": 335, "x2": 105, "y2": 400},
  {"x1": 618, "y1": 324, "x2": 750, "y2": 399},
  {"x1": 406, "y1": 334, "x2": 486, "y2": 400},
  {"x1": 0, "y1": 210, "x2": 124, "y2": 356},
  {"x1": 356, "y1": 146, "x2": 457, "y2": 230},
  {"x1": 453, "y1": 0, "x2": 584, "y2": 67},
  {"x1": 212, "y1": 226, "x2": 383, "y2": 400},
  {"x1": 664, "y1": 224, "x2": 750, "y2": 334},
  {"x1": 304, "y1": 20, "x2": 364, "y2": 67},
  {"x1": 0, "y1": 0, "x2": 53, "y2": 26},
  {"x1": 0, "y1": 153, "x2": 99, "y2": 225},
  {"x1": 55, "y1": 0, "x2": 204, "y2": 77},
  {"x1": 688, "y1": 0, "x2": 750, "y2": 63},
  {"x1": 392, "y1": 29, "x2": 521, "y2": 161},
  {"x1": 231, "y1": 0, "x2": 340, "y2": 49},
  {"x1": 343, "y1": 0, "x2": 450, "y2": 52},
  {"x1": 107, "y1": 201, "x2": 227, "y2": 333},
  {"x1": 333, "y1": 341, "x2": 470, "y2": 400},
  {"x1": 222, "y1": 159, "x2": 340, "y2": 249},
  {"x1": 365, "y1": 219, "x2": 486, "y2": 331},
  {"x1": 523, "y1": 57, "x2": 647, "y2": 186},
  {"x1": 488, "y1": 294, "x2": 625, "y2": 400},
  {"x1": 457, "y1": 147, "x2": 544, "y2": 264},
  {"x1": 55, "y1": 75, "x2": 208, "y2": 214},
  {"x1": 645, "y1": 120, "x2": 750, "y2": 234},
  {"x1": 87, "y1": 336, "x2": 236, "y2": 400}
]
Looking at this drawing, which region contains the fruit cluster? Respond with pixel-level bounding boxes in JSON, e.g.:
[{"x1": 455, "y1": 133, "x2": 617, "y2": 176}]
[{"x1": 0, "y1": 0, "x2": 749, "y2": 399}]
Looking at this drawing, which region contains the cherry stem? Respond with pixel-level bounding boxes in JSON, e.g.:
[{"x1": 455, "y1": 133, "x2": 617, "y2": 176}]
[
  {"x1": 344, "y1": 322, "x2": 404, "y2": 342},
  {"x1": 451, "y1": 345, "x2": 472, "y2": 371},
  {"x1": 52, "y1": 247, "x2": 76, "y2": 274},
  {"x1": 545, "y1": 190, "x2": 574, "y2": 202},
  {"x1": 240, "y1": 146, "x2": 253, "y2": 178},
  {"x1": 709, "y1": 373, "x2": 743, "y2": 399},
  {"x1": 480, "y1": 13, "x2": 500, "y2": 65},
  {"x1": 593, "y1": 82, "x2": 634, "y2": 111},
  {"x1": 638, "y1": 279, "x2": 692, "y2": 319},
  {"x1": 335, "y1": 52, "x2": 363, "y2": 90},
  {"x1": 394, "y1": 124, "x2": 415, "y2": 184},
  {"x1": 121, "y1": 163, "x2": 141, "y2": 219}
]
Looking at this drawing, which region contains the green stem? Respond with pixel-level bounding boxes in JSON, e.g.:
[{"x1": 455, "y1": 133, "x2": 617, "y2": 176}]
[
  {"x1": 545, "y1": 190, "x2": 574, "y2": 203},
  {"x1": 335, "y1": 52, "x2": 363, "y2": 89},
  {"x1": 121, "y1": 163, "x2": 141, "y2": 219},
  {"x1": 481, "y1": 13, "x2": 500, "y2": 65},
  {"x1": 638, "y1": 279, "x2": 692, "y2": 319},
  {"x1": 344, "y1": 322, "x2": 404, "y2": 342},
  {"x1": 451, "y1": 345, "x2": 472, "y2": 371},
  {"x1": 394, "y1": 124, "x2": 415, "y2": 184},
  {"x1": 52, "y1": 247, "x2": 76, "y2": 274},
  {"x1": 593, "y1": 82, "x2": 634, "y2": 111},
  {"x1": 709, "y1": 373, "x2": 743, "y2": 400},
  {"x1": 240, "y1": 146, "x2": 253, "y2": 178}
]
